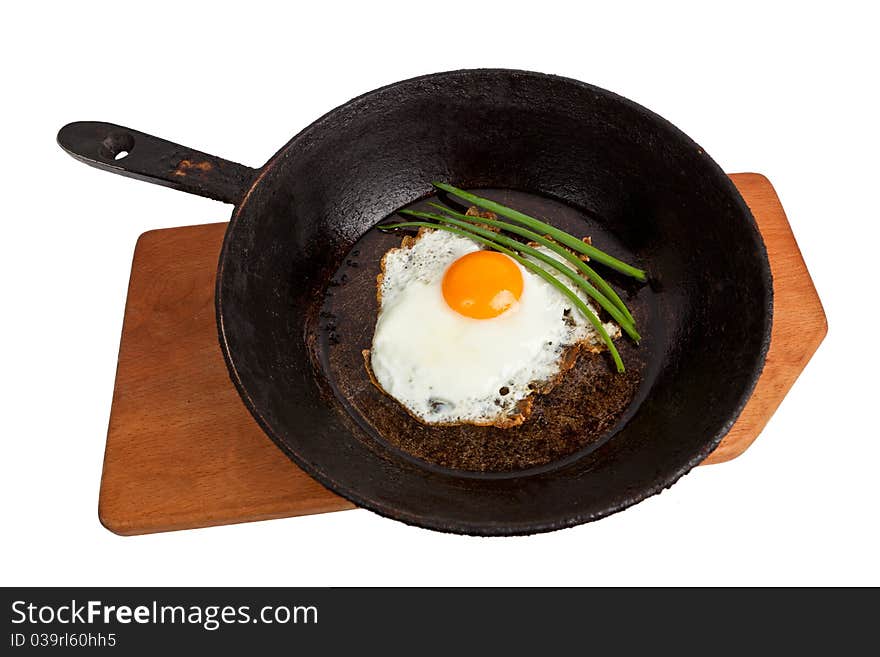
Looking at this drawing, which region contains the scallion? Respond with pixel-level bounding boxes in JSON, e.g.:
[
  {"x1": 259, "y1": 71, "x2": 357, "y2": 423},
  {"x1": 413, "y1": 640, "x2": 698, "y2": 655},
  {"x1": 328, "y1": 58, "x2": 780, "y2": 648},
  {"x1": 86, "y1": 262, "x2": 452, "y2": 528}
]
[
  {"x1": 425, "y1": 202, "x2": 636, "y2": 326},
  {"x1": 432, "y1": 182, "x2": 648, "y2": 282},
  {"x1": 399, "y1": 209, "x2": 640, "y2": 343},
  {"x1": 379, "y1": 221, "x2": 625, "y2": 373}
]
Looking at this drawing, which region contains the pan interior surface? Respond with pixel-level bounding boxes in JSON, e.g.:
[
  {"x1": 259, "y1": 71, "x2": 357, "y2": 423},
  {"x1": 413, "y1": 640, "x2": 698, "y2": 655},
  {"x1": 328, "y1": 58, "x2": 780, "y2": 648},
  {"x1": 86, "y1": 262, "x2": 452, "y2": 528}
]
[
  {"x1": 216, "y1": 70, "x2": 772, "y2": 534},
  {"x1": 320, "y1": 189, "x2": 658, "y2": 476}
]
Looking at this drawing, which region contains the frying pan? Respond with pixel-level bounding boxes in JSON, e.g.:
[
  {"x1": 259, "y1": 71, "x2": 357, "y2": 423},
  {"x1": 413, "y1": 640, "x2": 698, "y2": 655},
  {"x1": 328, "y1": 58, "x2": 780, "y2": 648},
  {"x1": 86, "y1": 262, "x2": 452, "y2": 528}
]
[{"x1": 58, "y1": 69, "x2": 772, "y2": 535}]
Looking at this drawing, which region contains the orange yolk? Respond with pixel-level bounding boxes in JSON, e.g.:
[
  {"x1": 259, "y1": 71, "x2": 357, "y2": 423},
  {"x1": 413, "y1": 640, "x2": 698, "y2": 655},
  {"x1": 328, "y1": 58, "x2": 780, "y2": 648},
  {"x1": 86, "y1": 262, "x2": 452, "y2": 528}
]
[{"x1": 442, "y1": 251, "x2": 524, "y2": 319}]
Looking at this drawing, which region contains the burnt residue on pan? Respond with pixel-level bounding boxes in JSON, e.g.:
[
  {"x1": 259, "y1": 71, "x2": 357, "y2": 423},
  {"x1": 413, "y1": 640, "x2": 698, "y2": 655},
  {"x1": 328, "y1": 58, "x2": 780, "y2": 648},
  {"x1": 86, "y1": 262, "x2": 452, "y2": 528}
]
[{"x1": 318, "y1": 190, "x2": 657, "y2": 473}]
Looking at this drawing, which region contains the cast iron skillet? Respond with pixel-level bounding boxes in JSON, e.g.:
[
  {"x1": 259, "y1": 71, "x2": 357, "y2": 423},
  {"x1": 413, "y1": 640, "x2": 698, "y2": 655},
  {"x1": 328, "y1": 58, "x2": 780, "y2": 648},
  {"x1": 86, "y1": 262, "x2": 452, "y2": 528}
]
[{"x1": 58, "y1": 69, "x2": 772, "y2": 535}]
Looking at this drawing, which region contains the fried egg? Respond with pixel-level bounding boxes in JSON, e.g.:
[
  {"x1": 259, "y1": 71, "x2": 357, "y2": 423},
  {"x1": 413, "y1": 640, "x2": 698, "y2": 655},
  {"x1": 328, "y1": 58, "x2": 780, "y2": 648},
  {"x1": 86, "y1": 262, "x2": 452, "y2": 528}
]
[{"x1": 367, "y1": 228, "x2": 620, "y2": 427}]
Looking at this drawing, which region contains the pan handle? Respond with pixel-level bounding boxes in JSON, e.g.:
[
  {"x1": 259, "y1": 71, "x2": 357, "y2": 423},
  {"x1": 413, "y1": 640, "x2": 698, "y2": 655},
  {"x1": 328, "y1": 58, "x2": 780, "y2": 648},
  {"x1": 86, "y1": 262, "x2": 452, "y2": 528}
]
[{"x1": 57, "y1": 121, "x2": 257, "y2": 205}]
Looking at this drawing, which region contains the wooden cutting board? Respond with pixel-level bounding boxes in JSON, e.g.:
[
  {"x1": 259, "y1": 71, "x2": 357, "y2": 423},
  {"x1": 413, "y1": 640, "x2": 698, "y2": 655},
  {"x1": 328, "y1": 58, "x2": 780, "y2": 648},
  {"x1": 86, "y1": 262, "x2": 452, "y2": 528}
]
[{"x1": 98, "y1": 173, "x2": 826, "y2": 535}]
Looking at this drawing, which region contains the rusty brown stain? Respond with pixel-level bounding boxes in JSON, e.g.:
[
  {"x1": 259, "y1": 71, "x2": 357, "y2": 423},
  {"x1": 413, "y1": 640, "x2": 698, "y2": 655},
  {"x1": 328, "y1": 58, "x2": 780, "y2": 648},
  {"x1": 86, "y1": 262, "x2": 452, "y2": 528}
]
[{"x1": 174, "y1": 159, "x2": 214, "y2": 177}]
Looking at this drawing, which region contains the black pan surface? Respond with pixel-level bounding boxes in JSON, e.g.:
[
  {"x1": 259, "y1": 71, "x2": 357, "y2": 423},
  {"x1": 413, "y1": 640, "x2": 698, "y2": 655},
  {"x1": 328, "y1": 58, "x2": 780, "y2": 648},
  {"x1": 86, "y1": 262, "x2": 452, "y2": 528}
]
[{"x1": 59, "y1": 69, "x2": 773, "y2": 535}]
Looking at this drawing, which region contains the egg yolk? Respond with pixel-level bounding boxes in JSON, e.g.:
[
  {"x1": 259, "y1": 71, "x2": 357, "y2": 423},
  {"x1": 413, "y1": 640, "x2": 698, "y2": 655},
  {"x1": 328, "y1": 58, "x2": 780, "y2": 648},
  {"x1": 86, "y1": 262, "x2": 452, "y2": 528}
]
[{"x1": 442, "y1": 251, "x2": 524, "y2": 319}]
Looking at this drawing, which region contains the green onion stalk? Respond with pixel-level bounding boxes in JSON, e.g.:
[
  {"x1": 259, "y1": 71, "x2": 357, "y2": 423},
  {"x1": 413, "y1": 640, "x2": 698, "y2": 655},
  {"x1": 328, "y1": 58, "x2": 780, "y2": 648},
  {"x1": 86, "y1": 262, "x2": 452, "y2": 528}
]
[
  {"x1": 433, "y1": 182, "x2": 648, "y2": 282},
  {"x1": 379, "y1": 221, "x2": 626, "y2": 373}
]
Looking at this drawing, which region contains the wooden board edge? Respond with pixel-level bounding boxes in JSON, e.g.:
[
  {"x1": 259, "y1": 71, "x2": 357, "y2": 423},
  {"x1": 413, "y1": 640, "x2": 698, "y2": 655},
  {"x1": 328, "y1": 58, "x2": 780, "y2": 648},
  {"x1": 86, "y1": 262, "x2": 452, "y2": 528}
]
[
  {"x1": 98, "y1": 172, "x2": 826, "y2": 535},
  {"x1": 99, "y1": 499, "x2": 356, "y2": 536}
]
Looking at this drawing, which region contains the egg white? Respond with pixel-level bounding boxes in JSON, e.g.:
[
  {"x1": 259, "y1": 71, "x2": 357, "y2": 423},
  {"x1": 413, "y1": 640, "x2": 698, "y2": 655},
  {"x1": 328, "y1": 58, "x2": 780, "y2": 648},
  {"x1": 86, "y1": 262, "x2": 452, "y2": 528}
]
[{"x1": 369, "y1": 229, "x2": 620, "y2": 426}]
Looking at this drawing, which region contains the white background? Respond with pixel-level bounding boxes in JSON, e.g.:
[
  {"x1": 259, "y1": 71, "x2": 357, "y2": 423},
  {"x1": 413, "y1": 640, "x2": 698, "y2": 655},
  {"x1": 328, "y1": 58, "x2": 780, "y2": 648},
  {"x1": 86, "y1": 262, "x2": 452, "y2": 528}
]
[{"x1": 2, "y1": 1, "x2": 877, "y2": 586}]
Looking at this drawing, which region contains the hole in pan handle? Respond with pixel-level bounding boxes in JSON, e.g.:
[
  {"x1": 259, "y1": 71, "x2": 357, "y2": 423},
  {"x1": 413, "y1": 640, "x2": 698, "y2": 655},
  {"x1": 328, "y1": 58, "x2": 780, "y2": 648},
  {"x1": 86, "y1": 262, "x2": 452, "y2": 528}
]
[{"x1": 56, "y1": 121, "x2": 258, "y2": 205}]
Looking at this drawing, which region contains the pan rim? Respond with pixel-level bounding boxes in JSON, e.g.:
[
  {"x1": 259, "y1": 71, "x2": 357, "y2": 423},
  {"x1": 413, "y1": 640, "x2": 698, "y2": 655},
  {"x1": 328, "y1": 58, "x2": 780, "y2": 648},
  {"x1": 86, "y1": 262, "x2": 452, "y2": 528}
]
[{"x1": 215, "y1": 68, "x2": 774, "y2": 535}]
